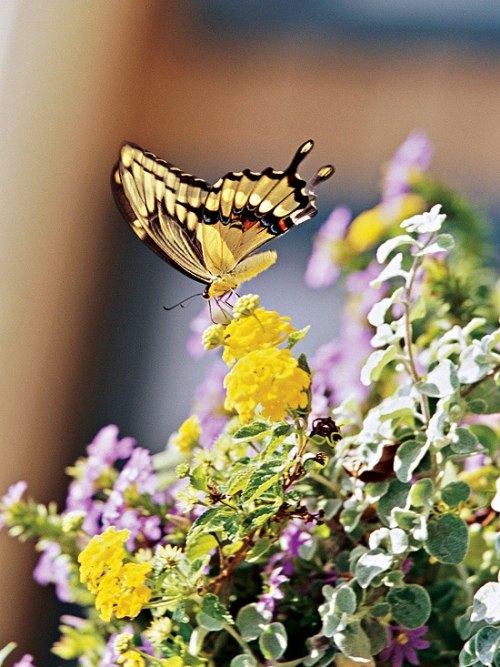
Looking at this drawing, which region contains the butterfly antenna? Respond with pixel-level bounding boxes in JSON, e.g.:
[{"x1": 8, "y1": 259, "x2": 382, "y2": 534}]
[{"x1": 163, "y1": 292, "x2": 204, "y2": 311}]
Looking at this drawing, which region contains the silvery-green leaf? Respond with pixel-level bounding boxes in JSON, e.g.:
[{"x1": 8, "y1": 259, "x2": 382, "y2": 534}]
[
  {"x1": 333, "y1": 621, "x2": 372, "y2": 661},
  {"x1": 354, "y1": 549, "x2": 393, "y2": 588},
  {"x1": 368, "y1": 298, "x2": 395, "y2": 327},
  {"x1": 370, "y1": 253, "x2": 408, "y2": 288},
  {"x1": 259, "y1": 622, "x2": 288, "y2": 660},
  {"x1": 413, "y1": 233, "x2": 455, "y2": 256},
  {"x1": 425, "y1": 513, "x2": 469, "y2": 564},
  {"x1": 401, "y1": 204, "x2": 446, "y2": 233},
  {"x1": 471, "y1": 582, "x2": 500, "y2": 624},
  {"x1": 377, "y1": 234, "x2": 417, "y2": 263},
  {"x1": 230, "y1": 656, "x2": 257, "y2": 667},
  {"x1": 450, "y1": 427, "x2": 479, "y2": 455},
  {"x1": 394, "y1": 439, "x2": 429, "y2": 483},
  {"x1": 475, "y1": 625, "x2": 500, "y2": 665},
  {"x1": 376, "y1": 479, "x2": 411, "y2": 525},
  {"x1": 360, "y1": 345, "x2": 399, "y2": 386},
  {"x1": 409, "y1": 478, "x2": 434, "y2": 509},
  {"x1": 371, "y1": 323, "x2": 398, "y2": 348},
  {"x1": 441, "y1": 481, "x2": 471, "y2": 507},
  {"x1": 236, "y1": 603, "x2": 270, "y2": 641},
  {"x1": 387, "y1": 584, "x2": 432, "y2": 627},
  {"x1": 417, "y1": 359, "x2": 459, "y2": 397},
  {"x1": 334, "y1": 585, "x2": 357, "y2": 615}
]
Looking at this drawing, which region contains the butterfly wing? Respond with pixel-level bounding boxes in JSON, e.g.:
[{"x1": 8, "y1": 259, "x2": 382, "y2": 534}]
[
  {"x1": 111, "y1": 143, "x2": 214, "y2": 285},
  {"x1": 198, "y1": 140, "x2": 335, "y2": 274}
]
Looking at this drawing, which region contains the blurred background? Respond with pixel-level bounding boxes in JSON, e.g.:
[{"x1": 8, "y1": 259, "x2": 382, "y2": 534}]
[{"x1": 1, "y1": 0, "x2": 499, "y2": 662}]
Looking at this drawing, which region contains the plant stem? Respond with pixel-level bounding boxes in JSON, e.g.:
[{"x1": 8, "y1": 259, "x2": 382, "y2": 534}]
[{"x1": 223, "y1": 623, "x2": 259, "y2": 661}]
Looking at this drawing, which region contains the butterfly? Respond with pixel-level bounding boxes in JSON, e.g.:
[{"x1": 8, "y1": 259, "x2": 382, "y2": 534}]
[{"x1": 111, "y1": 140, "x2": 334, "y2": 300}]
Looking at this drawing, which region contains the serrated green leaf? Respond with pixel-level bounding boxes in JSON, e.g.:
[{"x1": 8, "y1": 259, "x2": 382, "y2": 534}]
[
  {"x1": 394, "y1": 439, "x2": 428, "y2": 483},
  {"x1": 360, "y1": 345, "x2": 398, "y2": 386},
  {"x1": 236, "y1": 603, "x2": 270, "y2": 641},
  {"x1": 417, "y1": 359, "x2": 459, "y2": 397},
  {"x1": 185, "y1": 532, "x2": 218, "y2": 561},
  {"x1": 201, "y1": 593, "x2": 232, "y2": 626},
  {"x1": 259, "y1": 622, "x2": 287, "y2": 660},
  {"x1": 189, "y1": 507, "x2": 234, "y2": 534},
  {"x1": 387, "y1": 585, "x2": 431, "y2": 628},
  {"x1": 240, "y1": 461, "x2": 284, "y2": 504},
  {"x1": 225, "y1": 467, "x2": 254, "y2": 496},
  {"x1": 442, "y1": 481, "x2": 470, "y2": 507},
  {"x1": 233, "y1": 421, "x2": 271, "y2": 441},
  {"x1": 425, "y1": 513, "x2": 469, "y2": 564}
]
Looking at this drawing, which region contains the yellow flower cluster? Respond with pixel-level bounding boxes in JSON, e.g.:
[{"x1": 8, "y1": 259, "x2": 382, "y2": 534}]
[
  {"x1": 224, "y1": 347, "x2": 310, "y2": 422},
  {"x1": 117, "y1": 650, "x2": 145, "y2": 667},
  {"x1": 171, "y1": 415, "x2": 201, "y2": 453},
  {"x1": 78, "y1": 526, "x2": 152, "y2": 622},
  {"x1": 202, "y1": 296, "x2": 310, "y2": 424}
]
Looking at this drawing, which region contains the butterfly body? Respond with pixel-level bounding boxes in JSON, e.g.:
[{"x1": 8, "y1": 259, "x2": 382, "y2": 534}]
[{"x1": 112, "y1": 141, "x2": 334, "y2": 299}]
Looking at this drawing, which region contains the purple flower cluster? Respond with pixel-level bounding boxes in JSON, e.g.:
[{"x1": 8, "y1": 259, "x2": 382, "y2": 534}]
[
  {"x1": 305, "y1": 206, "x2": 352, "y2": 289},
  {"x1": 35, "y1": 425, "x2": 167, "y2": 602},
  {"x1": 192, "y1": 360, "x2": 231, "y2": 447},
  {"x1": 382, "y1": 130, "x2": 433, "y2": 206}
]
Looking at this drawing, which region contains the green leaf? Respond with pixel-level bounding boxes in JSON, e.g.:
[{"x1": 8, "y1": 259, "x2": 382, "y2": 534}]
[
  {"x1": 354, "y1": 549, "x2": 393, "y2": 588},
  {"x1": 362, "y1": 616, "x2": 390, "y2": 655},
  {"x1": 414, "y1": 233, "x2": 455, "y2": 255},
  {"x1": 371, "y1": 602, "x2": 391, "y2": 618},
  {"x1": 417, "y1": 359, "x2": 459, "y2": 397},
  {"x1": 287, "y1": 325, "x2": 310, "y2": 349},
  {"x1": 450, "y1": 427, "x2": 479, "y2": 455},
  {"x1": 471, "y1": 583, "x2": 500, "y2": 624},
  {"x1": 387, "y1": 585, "x2": 432, "y2": 628},
  {"x1": 334, "y1": 586, "x2": 357, "y2": 615},
  {"x1": 236, "y1": 603, "x2": 270, "y2": 641},
  {"x1": 334, "y1": 620, "x2": 372, "y2": 660},
  {"x1": 240, "y1": 461, "x2": 284, "y2": 504},
  {"x1": 442, "y1": 481, "x2": 471, "y2": 507},
  {"x1": 234, "y1": 421, "x2": 272, "y2": 440},
  {"x1": 259, "y1": 622, "x2": 287, "y2": 660},
  {"x1": 466, "y1": 377, "x2": 500, "y2": 414},
  {"x1": 469, "y1": 425, "x2": 498, "y2": 455},
  {"x1": 377, "y1": 479, "x2": 411, "y2": 526},
  {"x1": 475, "y1": 626, "x2": 500, "y2": 665},
  {"x1": 197, "y1": 593, "x2": 233, "y2": 631},
  {"x1": 172, "y1": 600, "x2": 189, "y2": 623},
  {"x1": 230, "y1": 656, "x2": 257, "y2": 667},
  {"x1": 197, "y1": 611, "x2": 225, "y2": 631},
  {"x1": 360, "y1": 346, "x2": 398, "y2": 386},
  {"x1": 394, "y1": 439, "x2": 428, "y2": 483},
  {"x1": 185, "y1": 532, "x2": 218, "y2": 561},
  {"x1": 246, "y1": 537, "x2": 272, "y2": 563},
  {"x1": 425, "y1": 513, "x2": 469, "y2": 564},
  {"x1": 409, "y1": 478, "x2": 435, "y2": 509}
]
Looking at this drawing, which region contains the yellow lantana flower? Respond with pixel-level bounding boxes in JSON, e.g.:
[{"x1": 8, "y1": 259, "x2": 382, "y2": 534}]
[
  {"x1": 78, "y1": 526, "x2": 152, "y2": 623},
  {"x1": 221, "y1": 308, "x2": 295, "y2": 366},
  {"x1": 117, "y1": 650, "x2": 146, "y2": 667},
  {"x1": 224, "y1": 347, "x2": 310, "y2": 423},
  {"x1": 172, "y1": 415, "x2": 201, "y2": 453},
  {"x1": 346, "y1": 193, "x2": 425, "y2": 252}
]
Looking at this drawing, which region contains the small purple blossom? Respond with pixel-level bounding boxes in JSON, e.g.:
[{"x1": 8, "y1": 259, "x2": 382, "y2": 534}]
[
  {"x1": 33, "y1": 541, "x2": 73, "y2": 602},
  {"x1": 380, "y1": 625, "x2": 430, "y2": 667},
  {"x1": 0, "y1": 480, "x2": 27, "y2": 529},
  {"x1": 13, "y1": 655, "x2": 36, "y2": 667},
  {"x1": 382, "y1": 130, "x2": 433, "y2": 205},
  {"x1": 256, "y1": 565, "x2": 289, "y2": 617},
  {"x1": 305, "y1": 206, "x2": 352, "y2": 288},
  {"x1": 277, "y1": 520, "x2": 313, "y2": 575},
  {"x1": 193, "y1": 360, "x2": 230, "y2": 447}
]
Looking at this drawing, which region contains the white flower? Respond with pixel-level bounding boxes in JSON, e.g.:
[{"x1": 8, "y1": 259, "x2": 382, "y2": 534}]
[{"x1": 401, "y1": 204, "x2": 446, "y2": 233}]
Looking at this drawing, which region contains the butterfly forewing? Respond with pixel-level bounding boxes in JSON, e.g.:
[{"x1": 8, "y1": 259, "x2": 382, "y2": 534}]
[{"x1": 112, "y1": 140, "x2": 334, "y2": 297}]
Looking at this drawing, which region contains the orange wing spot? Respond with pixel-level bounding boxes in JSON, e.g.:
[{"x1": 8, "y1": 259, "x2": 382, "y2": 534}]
[
  {"x1": 278, "y1": 219, "x2": 289, "y2": 232},
  {"x1": 242, "y1": 220, "x2": 258, "y2": 231}
]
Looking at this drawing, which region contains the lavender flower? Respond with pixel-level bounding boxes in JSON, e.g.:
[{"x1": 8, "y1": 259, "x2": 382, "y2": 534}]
[
  {"x1": 33, "y1": 541, "x2": 73, "y2": 602},
  {"x1": 382, "y1": 130, "x2": 433, "y2": 204},
  {"x1": 187, "y1": 305, "x2": 212, "y2": 358},
  {"x1": 379, "y1": 625, "x2": 430, "y2": 667},
  {"x1": 13, "y1": 655, "x2": 36, "y2": 667},
  {"x1": 256, "y1": 565, "x2": 289, "y2": 617},
  {"x1": 0, "y1": 480, "x2": 27, "y2": 529},
  {"x1": 193, "y1": 360, "x2": 231, "y2": 447},
  {"x1": 305, "y1": 206, "x2": 352, "y2": 288}
]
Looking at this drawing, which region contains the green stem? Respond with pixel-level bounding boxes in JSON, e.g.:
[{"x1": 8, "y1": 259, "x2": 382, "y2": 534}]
[{"x1": 308, "y1": 470, "x2": 339, "y2": 494}]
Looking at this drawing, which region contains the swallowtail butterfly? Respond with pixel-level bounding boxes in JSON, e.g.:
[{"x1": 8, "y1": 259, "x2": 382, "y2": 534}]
[{"x1": 112, "y1": 141, "x2": 334, "y2": 299}]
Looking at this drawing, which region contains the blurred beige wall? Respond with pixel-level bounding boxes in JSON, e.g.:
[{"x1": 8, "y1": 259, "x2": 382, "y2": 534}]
[{"x1": 1, "y1": 1, "x2": 499, "y2": 661}]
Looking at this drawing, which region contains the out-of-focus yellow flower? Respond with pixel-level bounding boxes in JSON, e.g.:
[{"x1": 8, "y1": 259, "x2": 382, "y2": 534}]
[
  {"x1": 221, "y1": 308, "x2": 295, "y2": 366},
  {"x1": 78, "y1": 526, "x2": 152, "y2": 623},
  {"x1": 224, "y1": 348, "x2": 310, "y2": 423},
  {"x1": 346, "y1": 193, "x2": 425, "y2": 252},
  {"x1": 172, "y1": 415, "x2": 201, "y2": 453},
  {"x1": 117, "y1": 649, "x2": 146, "y2": 667}
]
